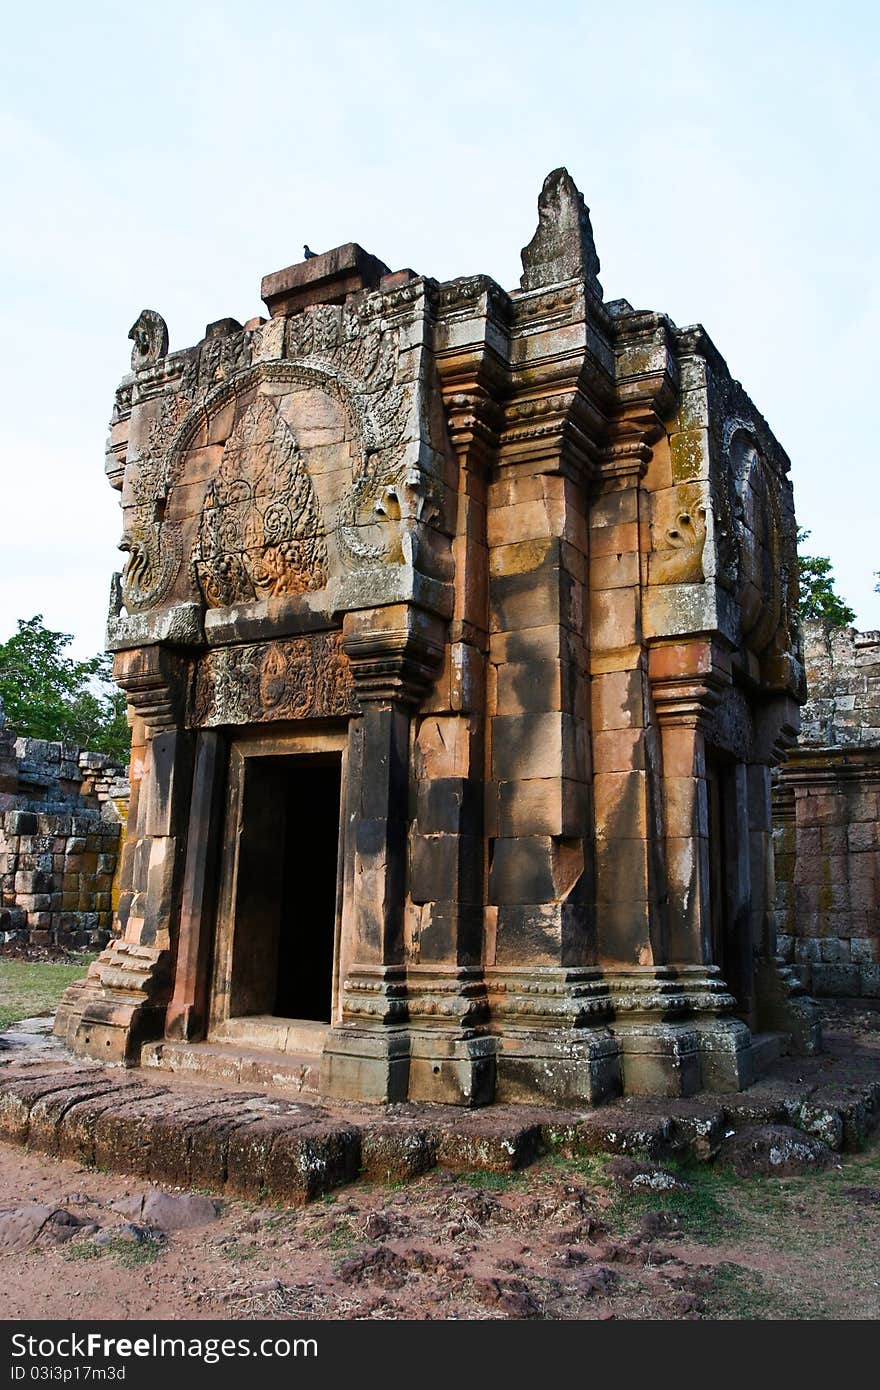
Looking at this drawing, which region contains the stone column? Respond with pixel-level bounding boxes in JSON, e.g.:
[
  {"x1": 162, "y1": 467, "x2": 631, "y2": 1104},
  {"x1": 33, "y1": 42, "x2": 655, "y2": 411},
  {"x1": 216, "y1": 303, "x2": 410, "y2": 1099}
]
[
  {"x1": 753, "y1": 700, "x2": 822, "y2": 1052},
  {"x1": 321, "y1": 604, "x2": 444, "y2": 1102},
  {"x1": 648, "y1": 640, "x2": 727, "y2": 965},
  {"x1": 55, "y1": 645, "x2": 194, "y2": 1062}
]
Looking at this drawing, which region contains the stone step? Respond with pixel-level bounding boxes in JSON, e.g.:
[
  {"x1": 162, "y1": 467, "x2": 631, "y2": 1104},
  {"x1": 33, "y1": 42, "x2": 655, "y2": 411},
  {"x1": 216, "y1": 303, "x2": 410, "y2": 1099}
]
[
  {"x1": 213, "y1": 1014, "x2": 329, "y2": 1056},
  {"x1": 141, "y1": 1039, "x2": 320, "y2": 1096},
  {"x1": 750, "y1": 1032, "x2": 788, "y2": 1077}
]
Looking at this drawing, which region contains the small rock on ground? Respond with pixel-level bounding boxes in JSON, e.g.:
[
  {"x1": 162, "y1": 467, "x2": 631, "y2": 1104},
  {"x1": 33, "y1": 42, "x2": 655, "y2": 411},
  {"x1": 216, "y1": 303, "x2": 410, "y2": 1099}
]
[{"x1": 716, "y1": 1124, "x2": 834, "y2": 1176}]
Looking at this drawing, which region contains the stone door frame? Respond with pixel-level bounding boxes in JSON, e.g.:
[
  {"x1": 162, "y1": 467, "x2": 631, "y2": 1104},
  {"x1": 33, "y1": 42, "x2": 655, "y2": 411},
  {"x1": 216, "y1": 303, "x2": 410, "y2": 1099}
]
[{"x1": 206, "y1": 725, "x2": 350, "y2": 1041}]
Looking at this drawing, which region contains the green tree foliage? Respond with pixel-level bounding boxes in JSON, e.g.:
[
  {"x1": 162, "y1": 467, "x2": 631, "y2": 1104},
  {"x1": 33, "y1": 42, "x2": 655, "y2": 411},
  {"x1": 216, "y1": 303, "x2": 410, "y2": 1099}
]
[
  {"x1": 0, "y1": 616, "x2": 129, "y2": 763},
  {"x1": 796, "y1": 530, "x2": 856, "y2": 627}
]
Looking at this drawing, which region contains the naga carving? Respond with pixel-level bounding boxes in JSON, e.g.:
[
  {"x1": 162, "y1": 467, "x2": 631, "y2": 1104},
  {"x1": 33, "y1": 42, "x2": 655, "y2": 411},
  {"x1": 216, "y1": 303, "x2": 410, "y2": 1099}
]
[
  {"x1": 119, "y1": 396, "x2": 188, "y2": 612},
  {"x1": 650, "y1": 484, "x2": 708, "y2": 585},
  {"x1": 128, "y1": 310, "x2": 169, "y2": 372},
  {"x1": 192, "y1": 395, "x2": 329, "y2": 607}
]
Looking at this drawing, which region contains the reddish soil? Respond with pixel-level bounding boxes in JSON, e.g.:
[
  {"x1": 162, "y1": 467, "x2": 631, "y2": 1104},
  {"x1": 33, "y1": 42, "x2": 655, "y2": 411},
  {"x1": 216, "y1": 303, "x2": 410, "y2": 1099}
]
[{"x1": 2, "y1": 1127, "x2": 879, "y2": 1321}]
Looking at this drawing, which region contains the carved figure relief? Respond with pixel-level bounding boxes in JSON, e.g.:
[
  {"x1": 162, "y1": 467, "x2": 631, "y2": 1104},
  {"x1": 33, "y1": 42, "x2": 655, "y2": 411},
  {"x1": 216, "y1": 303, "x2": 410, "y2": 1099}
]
[
  {"x1": 119, "y1": 396, "x2": 188, "y2": 612},
  {"x1": 128, "y1": 310, "x2": 169, "y2": 372},
  {"x1": 191, "y1": 633, "x2": 358, "y2": 727},
  {"x1": 192, "y1": 395, "x2": 329, "y2": 608}
]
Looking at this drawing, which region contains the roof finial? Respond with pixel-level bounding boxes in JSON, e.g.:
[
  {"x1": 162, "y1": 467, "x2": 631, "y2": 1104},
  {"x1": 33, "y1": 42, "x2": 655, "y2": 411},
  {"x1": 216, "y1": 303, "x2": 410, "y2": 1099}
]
[{"x1": 520, "y1": 168, "x2": 602, "y2": 297}]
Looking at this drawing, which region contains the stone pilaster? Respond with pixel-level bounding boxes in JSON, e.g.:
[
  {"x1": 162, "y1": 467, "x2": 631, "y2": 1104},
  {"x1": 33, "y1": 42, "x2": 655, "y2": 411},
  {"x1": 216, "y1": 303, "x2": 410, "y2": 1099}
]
[
  {"x1": 399, "y1": 320, "x2": 504, "y2": 1104},
  {"x1": 321, "y1": 604, "x2": 449, "y2": 1102},
  {"x1": 640, "y1": 638, "x2": 753, "y2": 1090},
  {"x1": 54, "y1": 646, "x2": 194, "y2": 1062}
]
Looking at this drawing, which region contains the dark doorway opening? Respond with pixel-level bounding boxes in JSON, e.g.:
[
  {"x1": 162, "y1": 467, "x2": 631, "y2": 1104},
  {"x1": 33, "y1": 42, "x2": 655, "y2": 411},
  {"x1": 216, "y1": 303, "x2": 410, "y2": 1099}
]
[
  {"x1": 275, "y1": 760, "x2": 341, "y2": 1022},
  {"x1": 229, "y1": 753, "x2": 341, "y2": 1026},
  {"x1": 706, "y1": 755, "x2": 753, "y2": 1024}
]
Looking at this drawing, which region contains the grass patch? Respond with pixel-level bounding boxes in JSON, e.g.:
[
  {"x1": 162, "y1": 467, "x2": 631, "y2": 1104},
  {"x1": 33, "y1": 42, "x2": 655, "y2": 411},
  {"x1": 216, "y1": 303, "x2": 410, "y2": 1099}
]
[
  {"x1": 62, "y1": 1235, "x2": 165, "y2": 1268},
  {"x1": 536, "y1": 1150, "x2": 734, "y2": 1243},
  {"x1": 218, "y1": 1239, "x2": 259, "y2": 1263},
  {"x1": 327, "y1": 1221, "x2": 356, "y2": 1250},
  {"x1": 0, "y1": 957, "x2": 94, "y2": 1031},
  {"x1": 702, "y1": 1260, "x2": 834, "y2": 1320},
  {"x1": 703, "y1": 1263, "x2": 772, "y2": 1319},
  {"x1": 454, "y1": 1169, "x2": 522, "y2": 1192},
  {"x1": 609, "y1": 1178, "x2": 729, "y2": 1243}
]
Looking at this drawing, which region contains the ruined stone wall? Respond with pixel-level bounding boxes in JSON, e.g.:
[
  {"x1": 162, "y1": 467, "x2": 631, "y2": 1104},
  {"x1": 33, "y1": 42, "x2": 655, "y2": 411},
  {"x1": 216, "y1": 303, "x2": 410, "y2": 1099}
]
[
  {"x1": 774, "y1": 621, "x2": 880, "y2": 998},
  {"x1": 0, "y1": 707, "x2": 130, "y2": 948}
]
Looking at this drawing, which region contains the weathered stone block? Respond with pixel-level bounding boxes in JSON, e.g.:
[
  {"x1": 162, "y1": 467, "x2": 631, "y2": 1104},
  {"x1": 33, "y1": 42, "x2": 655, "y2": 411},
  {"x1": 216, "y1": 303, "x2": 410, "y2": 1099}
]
[{"x1": 811, "y1": 963, "x2": 861, "y2": 996}]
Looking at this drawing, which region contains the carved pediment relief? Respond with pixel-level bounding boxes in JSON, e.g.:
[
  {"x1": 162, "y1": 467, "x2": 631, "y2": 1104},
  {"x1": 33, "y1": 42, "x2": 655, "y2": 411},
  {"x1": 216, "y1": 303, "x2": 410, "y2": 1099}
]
[
  {"x1": 113, "y1": 290, "x2": 454, "y2": 635},
  {"x1": 192, "y1": 395, "x2": 329, "y2": 608},
  {"x1": 725, "y1": 426, "x2": 801, "y2": 688}
]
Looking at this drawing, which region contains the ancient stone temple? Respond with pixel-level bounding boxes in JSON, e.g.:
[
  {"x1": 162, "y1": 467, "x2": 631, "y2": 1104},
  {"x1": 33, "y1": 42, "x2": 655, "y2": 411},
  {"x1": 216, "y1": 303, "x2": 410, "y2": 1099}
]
[
  {"x1": 55, "y1": 168, "x2": 818, "y2": 1106},
  {"x1": 773, "y1": 620, "x2": 880, "y2": 1000}
]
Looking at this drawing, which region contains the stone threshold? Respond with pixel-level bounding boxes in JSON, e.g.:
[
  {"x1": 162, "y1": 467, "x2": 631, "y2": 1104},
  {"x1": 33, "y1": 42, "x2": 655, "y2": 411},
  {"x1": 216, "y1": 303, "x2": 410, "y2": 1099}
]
[{"x1": 1, "y1": 1037, "x2": 879, "y2": 1206}]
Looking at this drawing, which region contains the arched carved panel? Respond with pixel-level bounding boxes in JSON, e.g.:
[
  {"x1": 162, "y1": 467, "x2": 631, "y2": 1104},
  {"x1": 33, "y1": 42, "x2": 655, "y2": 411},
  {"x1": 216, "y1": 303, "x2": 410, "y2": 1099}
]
[{"x1": 192, "y1": 395, "x2": 329, "y2": 607}]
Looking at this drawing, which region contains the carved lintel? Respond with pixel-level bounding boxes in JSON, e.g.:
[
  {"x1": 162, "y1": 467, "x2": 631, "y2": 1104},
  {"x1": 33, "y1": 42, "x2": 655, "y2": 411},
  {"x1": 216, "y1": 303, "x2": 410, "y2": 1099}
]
[
  {"x1": 342, "y1": 604, "x2": 445, "y2": 705},
  {"x1": 190, "y1": 632, "x2": 358, "y2": 728}
]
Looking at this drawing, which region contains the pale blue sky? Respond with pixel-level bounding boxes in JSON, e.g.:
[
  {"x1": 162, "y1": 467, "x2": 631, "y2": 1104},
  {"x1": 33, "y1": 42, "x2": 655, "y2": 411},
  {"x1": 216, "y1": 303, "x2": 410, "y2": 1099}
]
[{"x1": 1, "y1": 0, "x2": 878, "y2": 657}]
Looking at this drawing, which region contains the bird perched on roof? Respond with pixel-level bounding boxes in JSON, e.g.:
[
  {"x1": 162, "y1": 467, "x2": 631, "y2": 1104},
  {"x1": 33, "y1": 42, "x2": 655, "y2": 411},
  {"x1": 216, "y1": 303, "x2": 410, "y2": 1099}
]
[{"x1": 303, "y1": 244, "x2": 318, "y2": 260}]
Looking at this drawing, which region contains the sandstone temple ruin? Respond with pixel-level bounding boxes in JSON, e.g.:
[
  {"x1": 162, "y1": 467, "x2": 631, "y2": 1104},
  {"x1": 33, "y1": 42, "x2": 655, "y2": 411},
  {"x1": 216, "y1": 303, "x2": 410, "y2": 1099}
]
[
  {"x1": 774, "y1": 620, "x2": 880, "y2": 1001},
  {"x1": 55, "y1": 169, "x2": 818, "y2": 1105},
  {"x1": 0, "y1": 703, "x2": 128, "y2": 949}
]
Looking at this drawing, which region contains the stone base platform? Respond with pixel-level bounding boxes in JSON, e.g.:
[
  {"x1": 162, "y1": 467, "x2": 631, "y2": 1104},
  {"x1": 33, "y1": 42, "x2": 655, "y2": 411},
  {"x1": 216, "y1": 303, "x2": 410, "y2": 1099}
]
[
  {"x1": 142, "y1": 1039, "x2": 322, "y2": 1096},
  {"x1": 1, "y1": 1023, "x2": 879, "y2": 1205}
]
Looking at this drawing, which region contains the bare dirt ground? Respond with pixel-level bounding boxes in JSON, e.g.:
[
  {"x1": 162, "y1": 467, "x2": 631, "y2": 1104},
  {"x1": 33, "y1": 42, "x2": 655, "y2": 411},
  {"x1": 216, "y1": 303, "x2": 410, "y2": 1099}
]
[{"x1": 2, "y1": 1122, "x2": 880, "y2": 1321}]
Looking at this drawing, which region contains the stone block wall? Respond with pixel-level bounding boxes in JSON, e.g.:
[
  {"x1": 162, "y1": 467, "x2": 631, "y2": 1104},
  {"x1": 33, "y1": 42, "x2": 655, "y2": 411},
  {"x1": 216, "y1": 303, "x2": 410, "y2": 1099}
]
[
  {"x1": 0, "y1": 707, "x2": 130, "y2": 949},
  {"x1": 774, "y1": 621, "x2": 880, "y2": 998}
]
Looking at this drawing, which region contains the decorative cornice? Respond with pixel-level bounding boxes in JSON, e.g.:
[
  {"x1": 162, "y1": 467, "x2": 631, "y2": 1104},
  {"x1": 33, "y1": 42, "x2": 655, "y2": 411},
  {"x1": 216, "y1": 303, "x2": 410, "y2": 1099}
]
[
  {"x1": 112, "y1": 646, "x2": 188, "y2": 734},
  {"x1": 342, "y1": 605, "x2": 445, "y2": 705}
]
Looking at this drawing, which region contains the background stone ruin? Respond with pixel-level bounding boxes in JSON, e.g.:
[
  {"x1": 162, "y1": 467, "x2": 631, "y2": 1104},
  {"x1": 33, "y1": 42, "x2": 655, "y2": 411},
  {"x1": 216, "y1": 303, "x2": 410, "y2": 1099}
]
[
  {"x1": 773, "y1": 620, "x2": 880, "y2": 999},
  {"x1": 0, "y1": 700, "x2": 129, "y2": 949}
]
